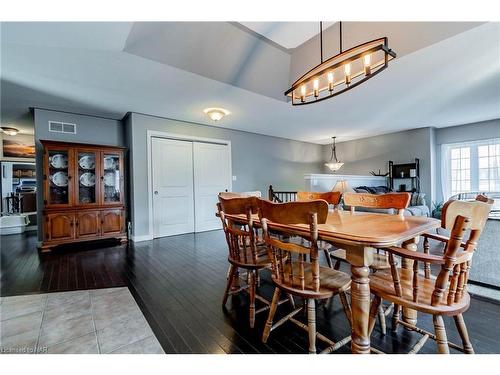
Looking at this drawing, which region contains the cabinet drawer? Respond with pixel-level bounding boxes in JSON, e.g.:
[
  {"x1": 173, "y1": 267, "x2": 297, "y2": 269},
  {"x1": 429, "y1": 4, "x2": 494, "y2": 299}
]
[
  {"x1": 101, "y1": 209, "x2": 124, "y2": 235},
  {"x1": 45, "y1": 213, "x2": 75, "y2": 241},
  {"x1": 76, "y1": 210, "x2": 101, "y2": 238}
]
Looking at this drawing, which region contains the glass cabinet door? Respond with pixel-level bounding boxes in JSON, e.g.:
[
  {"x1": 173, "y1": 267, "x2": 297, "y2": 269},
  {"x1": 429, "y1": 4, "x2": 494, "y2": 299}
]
[
  {"x1": 102, "y1": 152, "x2": 123, "y2": 204},
  {"x1": 47, "y1": 149, "x2": 71, "y2": 206},
  {"x1": 76, "y1": 150, "x2": 98, "y2": 205}
]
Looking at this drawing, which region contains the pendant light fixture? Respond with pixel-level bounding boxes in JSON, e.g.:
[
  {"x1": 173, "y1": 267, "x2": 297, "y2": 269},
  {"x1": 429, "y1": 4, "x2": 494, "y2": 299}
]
[
  {"x1": 285, "y1": 22, "x2": 396, "y2": 105},
  {"x1": 325, "y1": 137, "x2": 344, "y2": 173}
]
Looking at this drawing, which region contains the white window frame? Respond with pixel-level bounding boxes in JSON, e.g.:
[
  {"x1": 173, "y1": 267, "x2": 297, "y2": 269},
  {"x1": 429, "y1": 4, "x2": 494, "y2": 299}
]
[{"x1": 441, "y1": 138, "x2": 500, "y2": 200}]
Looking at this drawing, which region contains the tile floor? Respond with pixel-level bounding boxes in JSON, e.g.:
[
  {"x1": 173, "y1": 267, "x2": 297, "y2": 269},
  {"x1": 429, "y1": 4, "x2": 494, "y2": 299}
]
[{"x1": 0, "y1": 287, "x2": 164, "y2": 354}]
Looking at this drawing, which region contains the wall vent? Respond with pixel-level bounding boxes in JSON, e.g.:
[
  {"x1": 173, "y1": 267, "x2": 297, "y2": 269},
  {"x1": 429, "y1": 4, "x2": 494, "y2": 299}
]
[{"x1": 49, "y1": 121, "x2": 76, "y2": 134}]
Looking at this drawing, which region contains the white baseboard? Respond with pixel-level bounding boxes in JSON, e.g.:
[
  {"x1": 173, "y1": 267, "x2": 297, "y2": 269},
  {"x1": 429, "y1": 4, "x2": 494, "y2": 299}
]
[{"x1": 130, "y1": 234, "x2": 153, "y2": 242}]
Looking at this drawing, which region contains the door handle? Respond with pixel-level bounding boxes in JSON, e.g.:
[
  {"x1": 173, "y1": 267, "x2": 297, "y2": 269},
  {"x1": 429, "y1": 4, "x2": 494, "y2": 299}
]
[{"x1": 154, "y1": 191, "x2": 159, "y2": 195}]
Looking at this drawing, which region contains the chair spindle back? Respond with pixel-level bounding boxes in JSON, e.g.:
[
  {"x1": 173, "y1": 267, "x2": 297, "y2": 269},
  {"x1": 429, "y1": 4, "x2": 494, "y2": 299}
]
[
  {"x1": 259, "y1": 200, "x2": 328, "y2": 295},
  {"x1": 433, "y1": 197, "x2": 493, "y2": 305},
  {"x1": 218, "y1": 196, "x2": 261, "y2": 266},
  {"x1": 442, "y1": 195, "x2": 493, "y2": 252}
]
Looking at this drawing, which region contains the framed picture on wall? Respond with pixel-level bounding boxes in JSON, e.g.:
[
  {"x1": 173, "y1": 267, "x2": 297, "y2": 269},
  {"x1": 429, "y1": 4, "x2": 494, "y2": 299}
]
[{"x1": 1, "y1": 134, "x2": 35, "y2": 158}]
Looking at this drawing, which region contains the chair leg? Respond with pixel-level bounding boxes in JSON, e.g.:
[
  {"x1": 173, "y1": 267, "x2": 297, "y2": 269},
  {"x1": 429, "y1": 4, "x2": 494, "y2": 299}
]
[
  {"x1": 433, "y1": 315, "x2": 450, "y2": 354},
  {"x1": 423, "y1": 237, "x2": 431, "y2": 279},
  {"x1": 368, "y1": 296, "x2": 381, "y2": 335},
  {"x1": 323, "y1": 248, "x2": 333, "y2": 268},
  {"x1": 222, "y1": 264, "x2": 236, "y2": 307},
  {"x1": 392, "y1": 304, "x2": 401, "y2": 332},
  {"x1": 339, "y1": 291, "x2": 352, "y2": 327},
  {"x1": 262, "y1": 288, "x2": 281, "y2": 343},
  {"x1": 307, "y1": 299, "x2": 317, "y2": 354},
  {"x1": 377, "y1": 302, "x2": 387, "y2": 335},
  {"x1": 287, "y1": 293, "x2": 295, "y2": 309},
  {"x1": 454, "y1": 314, "x2": 474, "y2": 354},
  {"x1": 249, "y1": 270, "x2": 256, "y2": 328}
]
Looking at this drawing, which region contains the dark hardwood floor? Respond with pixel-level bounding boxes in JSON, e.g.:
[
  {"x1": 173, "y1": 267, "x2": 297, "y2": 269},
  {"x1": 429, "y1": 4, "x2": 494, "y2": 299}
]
[{"x1": 2, "y1": 230, "x2": 499, "y2": 354}]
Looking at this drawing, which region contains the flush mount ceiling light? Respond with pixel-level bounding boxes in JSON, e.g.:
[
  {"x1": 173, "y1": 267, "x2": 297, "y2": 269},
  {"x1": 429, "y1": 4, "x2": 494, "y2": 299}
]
[
  {"x1": 325, "y1": 136, "x2": 344, "y2": 173},
  {"x1": 204, "y1": 108, "x2": 231, "y2": 122},
  {"x1": 1, "y1": 126, "x2": 19, "y2": 136},
  {"x1": 285, "y1": 22, "x2": 396, "y2": 105}
]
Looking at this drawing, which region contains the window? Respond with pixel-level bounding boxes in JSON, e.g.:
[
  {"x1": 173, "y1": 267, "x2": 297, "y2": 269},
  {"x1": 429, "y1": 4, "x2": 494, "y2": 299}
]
[
  {"x1": 450, "y1": 146, "x2": 470, "y2": 195},
  {"x1": 442, "y1": 138, "x2": 500, "y2": 199},
  {"x1": 478, "y1": 143, "x2": 500, "y2": 191}
]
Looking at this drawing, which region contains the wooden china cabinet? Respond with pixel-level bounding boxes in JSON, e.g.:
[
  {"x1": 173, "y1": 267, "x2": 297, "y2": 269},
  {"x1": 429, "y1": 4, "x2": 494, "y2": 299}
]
[{"x1": 40, "y1": 140, "x2": 127, "y2": 252}]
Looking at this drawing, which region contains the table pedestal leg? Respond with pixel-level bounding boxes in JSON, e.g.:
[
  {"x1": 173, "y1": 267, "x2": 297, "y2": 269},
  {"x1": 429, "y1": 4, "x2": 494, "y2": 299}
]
[
  {"x1": 402, "y1": 237, "x2": 419, "y2": 328},
  {"x1": 350, "y1": 265, "x2": 371, "y2": 353},
  {"x1": 347, "y1": 246, "x2": 374, "y2": 354}
]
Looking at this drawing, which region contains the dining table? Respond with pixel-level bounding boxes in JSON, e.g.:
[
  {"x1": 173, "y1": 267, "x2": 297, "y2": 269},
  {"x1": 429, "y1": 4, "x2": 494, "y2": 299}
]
[{"x1": 224, "y1": 208, "x2": 440, "y2": 354}]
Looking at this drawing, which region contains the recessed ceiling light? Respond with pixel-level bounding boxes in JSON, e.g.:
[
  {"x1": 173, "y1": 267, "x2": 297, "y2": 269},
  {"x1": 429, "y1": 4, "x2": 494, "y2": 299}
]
[
  {"x1": 203, "y1": 108, "x2": 230, "y2": 122},
  {"x1": 1, "y1": 126, "x2": 19, "y2": 136}
]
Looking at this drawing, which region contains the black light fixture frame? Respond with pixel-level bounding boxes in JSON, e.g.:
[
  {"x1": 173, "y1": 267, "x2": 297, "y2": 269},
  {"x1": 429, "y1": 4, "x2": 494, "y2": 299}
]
[
  {"x1": 285, "y1": 22, "x2": 396, "y2": 106},
  {"x1": 328, "y1": 136, "x2": 341, "y2": 164}
]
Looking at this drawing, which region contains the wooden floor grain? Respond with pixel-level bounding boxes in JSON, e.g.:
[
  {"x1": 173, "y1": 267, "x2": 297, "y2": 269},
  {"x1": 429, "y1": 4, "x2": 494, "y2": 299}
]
[{"x1": 1, "y1": 230, "x2": 499, "y2": 354}]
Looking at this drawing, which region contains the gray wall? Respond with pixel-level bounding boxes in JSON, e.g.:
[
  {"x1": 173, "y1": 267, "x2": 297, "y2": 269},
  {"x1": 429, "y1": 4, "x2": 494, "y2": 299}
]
[
  {"x1": 34, "y1": 108, "x2": 125, "y2": 240},
  {"x1": 322, "y1": 127, "x2": 435, "y2": 207},
  {"x1": 33, "y1": 107, "x2": 500, "y2": 242},
  {"x1": 434, "y1": 118, "x2": 500, "y2": 202},
  {"x1": 326, "y1": 119, "x2": 500, "y2": 208},
  {"x1": 127, "y1": 112, "x2": 323, "y2": 238},
  {"x1": 435, "y1": 118, "x2": 500, "y2": 145}
]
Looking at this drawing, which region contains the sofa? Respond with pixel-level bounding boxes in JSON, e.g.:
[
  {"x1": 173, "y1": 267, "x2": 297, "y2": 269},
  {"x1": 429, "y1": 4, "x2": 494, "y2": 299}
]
[{"x1": 349, "y1": 186, "x2": 430, "y2": 217}]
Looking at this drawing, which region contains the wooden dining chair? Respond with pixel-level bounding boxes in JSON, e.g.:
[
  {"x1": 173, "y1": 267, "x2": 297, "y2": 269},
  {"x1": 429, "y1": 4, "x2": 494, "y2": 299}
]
[
  {"x1": 329, "y1": 192, "x2": 411, "y2": 334},
  {"x1": 296, "y1": 191, "x2": 341, "y2": 269},
  {"x1": 367, "y1": 197, "x2": 493, "y2": 353},
  {"x1": 421, "y1": 195, "x2": 490, "y2": 278},
  {"x1": 259, "y1": 199, "x2": 352, "y2": 354},
  {"x1": 218, "y1": 196, "x2": 292, "y2": 328}
]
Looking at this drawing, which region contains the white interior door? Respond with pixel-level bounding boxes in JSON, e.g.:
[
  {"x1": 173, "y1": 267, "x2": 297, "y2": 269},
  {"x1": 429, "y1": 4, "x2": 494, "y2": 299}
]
[
  {"x1": 152, "y1": 138, "x2": 195, "y2": 238},
  {"x1": 193, "y1": 142, "x2": 231, "y2": 232}
]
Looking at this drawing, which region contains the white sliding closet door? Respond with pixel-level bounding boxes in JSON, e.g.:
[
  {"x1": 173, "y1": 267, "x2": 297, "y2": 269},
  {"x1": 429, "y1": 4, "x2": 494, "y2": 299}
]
[
  {"x1": 152, "y1": 138, "x2": 195, "y2": 238},
  {"x1": 193, "y1": 142, "x2": 231, "y2": 232}
]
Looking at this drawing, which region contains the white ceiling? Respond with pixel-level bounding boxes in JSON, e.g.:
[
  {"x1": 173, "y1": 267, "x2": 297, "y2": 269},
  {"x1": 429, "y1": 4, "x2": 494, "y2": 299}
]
[
  {"x1": 1, "y1": 22, "x2": 499, "y2": 143},
  {"x1": 240, "y1": 22, "x2": 336, "y2": 49}
]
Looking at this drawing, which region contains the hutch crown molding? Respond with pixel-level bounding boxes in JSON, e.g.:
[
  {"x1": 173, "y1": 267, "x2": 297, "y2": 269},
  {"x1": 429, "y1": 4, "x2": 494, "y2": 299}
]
[{"x1": 40, "y1": 140, "x2": 127, "y2": 252}]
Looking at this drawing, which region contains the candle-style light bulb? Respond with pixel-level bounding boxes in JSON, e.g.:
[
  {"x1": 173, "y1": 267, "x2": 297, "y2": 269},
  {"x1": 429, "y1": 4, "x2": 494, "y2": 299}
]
[
  {"x1": 364, "y1": 54, "x2": 371, "y2": 76},
  {"x1": 300, "y1": 84, "x2": 306, "y2": 103},
  {"x1": 327, "y1": 71, "x2": 334, "y2": 92},
  {"x1": 344, "y1": 63, "x2": 351, "y2": 85},
  {"x1": 313, "y1": 79, "x2": 319, "y2": 98}
]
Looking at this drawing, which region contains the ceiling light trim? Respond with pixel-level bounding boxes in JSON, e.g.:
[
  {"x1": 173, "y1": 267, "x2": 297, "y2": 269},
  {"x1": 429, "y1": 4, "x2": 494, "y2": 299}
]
[
  {"x1": 203, "y1": 107, "x2": 231, "y2": 122},
  {"x1": 1, "y1": 126, "x2": 20, "y2": 136}
]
